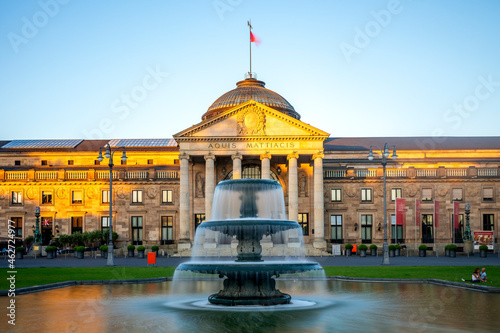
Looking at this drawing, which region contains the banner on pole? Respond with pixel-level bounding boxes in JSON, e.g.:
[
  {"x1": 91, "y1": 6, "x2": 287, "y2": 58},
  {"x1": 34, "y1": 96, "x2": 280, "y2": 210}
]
[
  {"x1": 453, "y1": 201, "x2": 460, "y2": 229},
  {"x1": 415, "y1": 199, "x2": 421, "y2": 226},
  {"x1": 434, "y1": 200, "x2": 439, "y2": 228},
  {"x1": 396, "y1": 198, "x2": 406, "y2": 226}
]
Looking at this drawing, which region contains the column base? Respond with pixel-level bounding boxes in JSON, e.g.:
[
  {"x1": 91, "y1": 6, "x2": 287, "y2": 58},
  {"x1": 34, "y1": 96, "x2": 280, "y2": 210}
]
[
  {"x1": 312, "y1": 238, "x2": 327, "y2": 251},
  {"x1": 177, "y1": 240, "x2": 192, "y2": 251}
]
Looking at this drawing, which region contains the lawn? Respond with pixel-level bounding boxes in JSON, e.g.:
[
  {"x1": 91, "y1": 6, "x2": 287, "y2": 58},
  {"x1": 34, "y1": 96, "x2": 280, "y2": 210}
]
[{"x1": 1, "y1": 266, "x2": 498, "y2": 290}]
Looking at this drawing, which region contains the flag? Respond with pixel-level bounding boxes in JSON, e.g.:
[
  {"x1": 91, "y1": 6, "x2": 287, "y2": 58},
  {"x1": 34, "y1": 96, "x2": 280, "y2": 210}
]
[
  {"x1": 415, "y1": 199, "x2": 421, "y2": 226},
  {"x1": 43, "y1": 219, "x2": 51, "y2": 226},
  {"x1": 453, "y1": 201, "x2": 460, "y2": 229},
  {"x1": 250, "y1": 31, "x2": 260, "y2": 46},
  {"x1": 434, "y1": 200, "x2": 439, "y2": 228},
  {"x1": 396, "y1": 198, "x2": 406, "y2": 226}
]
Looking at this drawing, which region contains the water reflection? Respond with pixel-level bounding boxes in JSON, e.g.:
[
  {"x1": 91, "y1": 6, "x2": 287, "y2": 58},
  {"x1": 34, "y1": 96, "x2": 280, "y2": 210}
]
[{"x1": 3, "y1": 280, "x2": 499, "y2": 333}]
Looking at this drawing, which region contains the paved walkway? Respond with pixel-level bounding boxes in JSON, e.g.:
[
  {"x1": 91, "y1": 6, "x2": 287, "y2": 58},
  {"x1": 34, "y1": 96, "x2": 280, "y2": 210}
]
[{"x1": 3, "y1": 253, "x2": 500, "y2": 268}]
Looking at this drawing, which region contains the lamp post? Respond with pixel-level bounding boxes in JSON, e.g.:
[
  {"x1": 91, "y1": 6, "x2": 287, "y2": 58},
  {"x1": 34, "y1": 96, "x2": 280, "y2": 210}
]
[
  {"x1": 34, "y1": 206, "x2": 42, "y2": 244},
  {"x1": 368, "y1": 143, "x2": 397, "y2": 265},
  {"x1": 98, "y1": 143, "x2": 127, "y2": 266}
]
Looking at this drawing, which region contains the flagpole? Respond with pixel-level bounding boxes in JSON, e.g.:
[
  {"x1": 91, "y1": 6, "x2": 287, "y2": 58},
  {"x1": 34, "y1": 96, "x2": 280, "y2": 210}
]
[
  {"x1": 248, "y1": 20, "x2": 252, "y2": 77},
  {"x1": 415, "y1": 198, "x2": 417, "y2": 255}
]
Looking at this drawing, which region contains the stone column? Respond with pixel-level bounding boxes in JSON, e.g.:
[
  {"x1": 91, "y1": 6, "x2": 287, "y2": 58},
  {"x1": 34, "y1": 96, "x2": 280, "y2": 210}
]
[
  {"x1": 312, "y1": 151, "x2": 326, "y2": 250},
  {"x1": 287, "y1": 152, "x2": 299, "y2": 222},
  {"x1": 260, "y1": 152, "x2": 271, "y2": 179},
  {"x1": 204, "y1": 154, "x2": 216, "y2": 221},
  {"x1": 178, "y1": 153, "x2": 191, "y2": 250},
  {"x1": 232, "y1": 153, "x2": 242, "y2": 179}
]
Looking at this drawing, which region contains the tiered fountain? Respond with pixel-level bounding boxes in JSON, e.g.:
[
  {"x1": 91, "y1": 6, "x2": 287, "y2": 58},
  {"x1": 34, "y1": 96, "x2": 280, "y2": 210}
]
[{"x1": 176, "y1": 178, "x2": 323, "y2": 306}]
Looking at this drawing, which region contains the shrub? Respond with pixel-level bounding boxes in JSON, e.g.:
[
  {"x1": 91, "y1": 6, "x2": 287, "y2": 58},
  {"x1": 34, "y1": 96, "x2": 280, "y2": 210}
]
[
  {"x1": 99, "y1": 245, "x2": 108, "y2": 252},
  {"x1": 45, "y1": 246, "x2": 57, "y2": 252},
  {"x1": 388, "y1": 245, "x2": 397, "y2": 250},
  {"x1": 345, "y1": 243, "x2": 353, "y2": 250},
  {"x1": 358, "y1": 244, "x2": 368, "y2": 251},
  {"x1": 395, "y1": 244, "x2": 402, "y2": 250},
  {"x1": 369, "y1": 244, "x2": 378, "y2": 250},
  {"x1": 16, "y1": 246, "x2": 25, "y2": 253},
  {"x1": 137, "y1": 245, "x2": 146, "y2": 251},
  {"x1": 448, "y1": 244, "x2": 457, "y2": 251},
  {"x1": 76, "y1": 246, "x2": 86, "y2": 252},
  {"x1": 419, "y1": 244, "x2": 428, "y2": 250},
  {"x1": 444, "y1": 244, "x2": 451, "y2": 250},
  {"x1": 127, "y1": 245, "x2": 136, "y2": 251},
  {"x1": 73, "y1": 246, "x2": 78, "y2": 252},
  {"x1": 479, "y1": 245, "x2": 488, "y2": 251},
  {"x1": 151, "y1": 245, "x2": 159, "y2": 251}
]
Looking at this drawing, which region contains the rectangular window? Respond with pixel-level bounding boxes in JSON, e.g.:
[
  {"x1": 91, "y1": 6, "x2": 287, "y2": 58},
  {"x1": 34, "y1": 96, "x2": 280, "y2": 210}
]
[
  {"x1": 101, "y1": 216, "x2": 110, "y2": 233},
  {"x1": 298, "y1": 213, "x2": 309, "y2": 236},
  {"x1": 94, "y1": 160, "x2": 100, "y2": 165},
  {"x1": 422, "y1": 189, "x2": 432, "y2": 202},
  {"x1": 131, "y1": 216, "x2": 143, "y2": 245},
  {"x1": 361, "y1": 189, "x2": 372, "y2": 202},
  {"x1": 421, "y1": 214, "x2": 434, "y2": 243},
  {"x1": 453, "y1": 214, "x2": 464, "y2": 243},
  {"x1": 102, "y1": 190, "x2": 110, "y2": 204},
  {"x1": 483, "y1": 188, "x2": 494, "y2": 202},
  {"x1": 195, "y1": 214, "x2": 205, "y2": 229},
  {"x1": 174, "y1": 159, "x2": 180, "y2": 165},
  {"x1": 41, "y1": 160, "x2": 48, "y2": 166},
  {"x1": 12, "y1": 191, "x2": 22, "y2": 205},
  {"x1": 161, "y1": 216, "x2": 174, "y2": 244},
  {"x1": 483, "y1": 214, "x2": 494, "y2": 231},
  {"x1": 132, "y1": 190, "x2": 143, "y2": 203},
  {"x1": 71, "y1": 217, "x2": 83, "y2": 234},
  {"x1": 68, "y1": 160, "x2": 74, "y2": 165},
  {"x1": 121, "y1": 159, "x2": 127, "y2": 165},
  {"x1": 72, "y1": 190, "x2": 83, "y2": 204},
  {"x1": 162, "y1": 190, "x2": 173, "y2": 204},
  {"x1": 361, "y1": 215, "x2": 373, "y2": 243},
  {"x1": 42, "y1": 191, "x2": 53, "y2": 205},
  {"x1": 452, "y1": 188, "x2": 463, "y2": 201},
  {"x1": 11, "y1": 217, "x2": 23, "y2": 238},
  {"x1": 331, "y1": 189, "x2": 342, "y2": 202},
  {"x1": 391, "y1": 188, "x2": 402, "y2": 202},
  {"x1": 390, "y1": 214, "x2": 404, "y2": 243},
  {"x1": 147, "y1": 159, "x2": 153, "y2": 165},
  {"x1": 15, "y1": 160, "x2": 21, "y2": 166},
  {"x1": 330, "y1": 215, "x2": 343, "y2": 243}
]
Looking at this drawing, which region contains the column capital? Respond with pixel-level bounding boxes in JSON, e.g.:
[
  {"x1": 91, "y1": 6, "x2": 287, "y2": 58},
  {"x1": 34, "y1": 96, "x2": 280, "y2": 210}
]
[
  {"x1": 312, "y1": 151, "x2": 324, "y2": 160},
  {"x1": 287, "y1": 152, "x2": 299, "y2": 160},
  {"x1": 231, "y1": 152, "x2": 242, "y2": 161},
  {"x1": 204, "y1": 153, "x2": 216, "y2": 161},
  {"x1": 260, "y1": 152, "x2": 272, "y2": 160},
  {"x1": 179, "y1": 152, "x2": 190, "y2": 160}
]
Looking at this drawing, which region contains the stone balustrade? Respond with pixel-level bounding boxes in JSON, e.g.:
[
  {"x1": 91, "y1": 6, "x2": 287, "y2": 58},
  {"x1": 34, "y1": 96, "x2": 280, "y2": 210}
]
[{"x1": 324, "y1": 166, "x2": 499, "y2": 179}]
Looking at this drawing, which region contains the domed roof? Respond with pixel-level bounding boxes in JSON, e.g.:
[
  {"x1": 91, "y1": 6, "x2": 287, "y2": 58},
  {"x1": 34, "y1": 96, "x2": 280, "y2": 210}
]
[{"x1": 202, "y1": 77, "x2": 300, "y2": 121}]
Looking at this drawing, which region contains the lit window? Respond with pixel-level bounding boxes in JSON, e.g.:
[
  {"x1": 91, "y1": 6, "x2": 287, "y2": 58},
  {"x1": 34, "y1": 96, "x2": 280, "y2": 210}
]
[
  {"x1": 361, "y1": 189, "x2": 372, "y2": 202},
  {"x1": 12, "y1": 191, "x2": 22, "y2": 205},
  {"x1": 161, "y1": 216, "x2": 174, "y2": 244},
  {"x1": 72, "y1": 190, "x2": 83, "y2": 204},
  {"x1": 298, "y1": 213, "x2": 309, "y2": 236},
  {"x1": 132, "y1": 190, "x2": 143, "y2": 203},
  {"x1": 391, "y1": 188, "x2": 402, "y2": 201},
  {"x1": 102, "y1": 190, "x2": 110, "y2": 203},
  {"x1": 162, "y1": 190, "x2": 173, "y2": 204},
  {"x1": 42, "y1": 191, "x2": 53, "y2": 205},
  {"x1": 101, "y1": 216, "x2": 110, "y2": 233},
  {"x1": 331, "y1": 189, "x2": 342, "y2": 202}
]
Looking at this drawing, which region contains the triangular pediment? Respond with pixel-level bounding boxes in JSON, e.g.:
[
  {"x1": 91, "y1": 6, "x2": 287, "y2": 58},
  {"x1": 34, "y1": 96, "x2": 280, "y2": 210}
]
[{"x1": 174, "y1": 100, "x2": 329, "y2": 141}]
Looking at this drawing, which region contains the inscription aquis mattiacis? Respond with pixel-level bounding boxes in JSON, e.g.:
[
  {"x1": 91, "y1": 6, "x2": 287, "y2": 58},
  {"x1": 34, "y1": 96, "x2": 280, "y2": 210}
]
[{"x1": 207, "y1": 142, "x2": 297, "y2": 149}]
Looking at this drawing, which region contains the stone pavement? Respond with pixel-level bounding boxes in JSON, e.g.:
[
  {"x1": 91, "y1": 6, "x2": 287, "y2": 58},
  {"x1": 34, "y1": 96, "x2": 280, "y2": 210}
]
[{"x1": 3, "y1": 253, "x2": 500, "y2": 268}]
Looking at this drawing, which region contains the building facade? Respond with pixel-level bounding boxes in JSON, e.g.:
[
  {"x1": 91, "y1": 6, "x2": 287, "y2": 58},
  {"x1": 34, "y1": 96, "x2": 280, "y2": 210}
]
[{"x1": 1, "y1": 76, "x2": 499, "y2": 254}]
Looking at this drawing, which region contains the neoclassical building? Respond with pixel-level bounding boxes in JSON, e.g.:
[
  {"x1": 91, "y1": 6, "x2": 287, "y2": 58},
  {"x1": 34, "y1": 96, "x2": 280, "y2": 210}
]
[{"x1": 1, "y1": 76, "x2": 499, "y2": 254}]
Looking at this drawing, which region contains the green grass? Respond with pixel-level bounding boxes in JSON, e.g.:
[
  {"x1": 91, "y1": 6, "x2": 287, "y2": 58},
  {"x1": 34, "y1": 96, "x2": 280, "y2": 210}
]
[{"x1": 1, "y1": 266, "x2": 498, "y2": 290}]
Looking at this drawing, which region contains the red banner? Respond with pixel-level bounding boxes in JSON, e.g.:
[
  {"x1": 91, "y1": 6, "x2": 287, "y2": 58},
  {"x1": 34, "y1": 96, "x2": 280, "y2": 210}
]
[
  {"x1": 396, "y1": 198, "x2": 406, "y2": 226},
  {"x1": 434, "y1": 200, "x2": 439, "y2": 228},
  {"x1": 415, "y1": 199, "x2": 421, "y2": 226},
  {"x1": 453, "y1": 201, "x2": 460, "y2": 229}
]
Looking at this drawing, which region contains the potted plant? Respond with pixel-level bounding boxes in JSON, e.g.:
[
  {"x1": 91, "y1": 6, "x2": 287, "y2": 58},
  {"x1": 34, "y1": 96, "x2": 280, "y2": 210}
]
[
  {"x1": 419, "y1": 244, "x2": 427, "y2": 257},
  {"x1": 448, "y1": 244, "x2": 457, "y2": 258},
  {"x1": 99, "y1": 245, "x2": 108, "y2": 259},
  {"x1": 151, "y1": 245, "x2": 159, "y2": 256},
  {"x1": 358, "y1": 244, "x2": 368, "y2": 257},
  {"x1": 388, "y1": 245, "x2": 396, "y2": 257},
  {"x1": 479, "y1": 245, "x2": 488, "y2": 258},
  {"x1": 369, "y1": 244, "x2": 378, "y2": 256},
  {"x1": 45, "y1": 246, "x2": 57, "y2": 259},
  {"x1": 137, "y1": 245, "x2": 146, "y2": 258},
  {"x1": 395, "y1": 244, "x2": 402, "y2": 256},
  {"x1": 76, "y1": 246, "x2": 85, "y2": 259},
  {"x1": 127, "y1": 245, "x2": 135, "y2": 257},
  {"x1": 15, "y1": 246, "x2": 25, "y2": 259},
  {"x1": 345, "y1": 243, "x2": 353, "y2": 256}
]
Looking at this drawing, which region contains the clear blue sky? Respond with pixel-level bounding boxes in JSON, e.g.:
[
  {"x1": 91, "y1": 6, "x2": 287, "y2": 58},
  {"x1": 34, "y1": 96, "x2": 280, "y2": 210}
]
[{"x1": 1, "y1": 0, "x2": 499, "y2": 140}]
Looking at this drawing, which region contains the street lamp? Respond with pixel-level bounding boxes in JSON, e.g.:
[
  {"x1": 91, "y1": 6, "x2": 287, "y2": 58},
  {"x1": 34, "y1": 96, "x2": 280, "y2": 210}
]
[
  {"x1": 34, "y1": 206, "x2": 42, "y2": 244},
  {"x1": 368, "y1": 142, "x2": 397, "y2": 265},
  {"x1": 98, "y1": 143, "x2": 127, "y2": 266}
]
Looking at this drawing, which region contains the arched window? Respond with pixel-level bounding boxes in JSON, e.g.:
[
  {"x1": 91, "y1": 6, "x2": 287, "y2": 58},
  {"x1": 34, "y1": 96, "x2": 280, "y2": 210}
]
[{"x1": 224, "y1": 164, "x2": 279, "y2": 182}]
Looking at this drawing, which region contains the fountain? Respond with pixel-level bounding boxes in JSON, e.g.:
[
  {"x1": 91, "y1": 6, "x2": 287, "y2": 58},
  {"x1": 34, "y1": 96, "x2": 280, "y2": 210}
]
[{"x1": 175, "y1": 178, "x2": 324, "y2": 306}]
